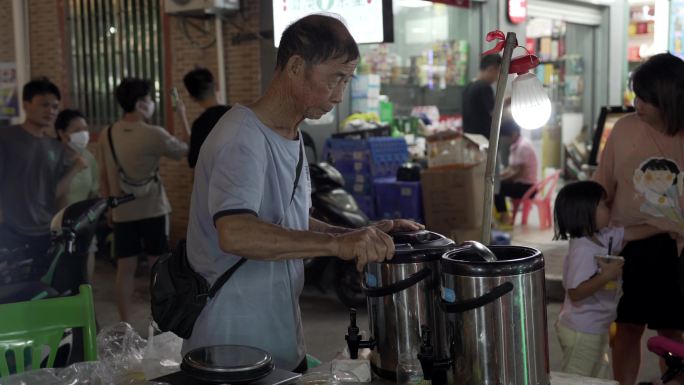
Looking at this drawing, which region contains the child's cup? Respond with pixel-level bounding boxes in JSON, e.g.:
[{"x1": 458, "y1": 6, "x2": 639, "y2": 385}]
[{"x1": 594, "y1": 254, "x2": 624, "y2": 290}]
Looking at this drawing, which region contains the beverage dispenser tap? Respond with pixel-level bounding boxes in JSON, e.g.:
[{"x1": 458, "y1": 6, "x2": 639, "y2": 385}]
[
  {"x1": 345, "y1": 308, "x2": 376, "y2": 359},
  {"x1": 417, "y1": 326, "x2": 451, "y2": 385}
]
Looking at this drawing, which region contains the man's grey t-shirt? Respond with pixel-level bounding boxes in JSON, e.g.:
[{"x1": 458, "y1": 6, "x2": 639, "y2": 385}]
[
  {"x1": 185, "y1": 104, "x2": 311, "y2": 370},
  {"x1": 0, "y1": 125, "x2": 72, "y2": 236}
]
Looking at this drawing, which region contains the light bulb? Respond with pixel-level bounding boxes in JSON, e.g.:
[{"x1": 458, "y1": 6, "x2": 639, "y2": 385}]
[{"x1": 511, "y1": 72, "x2": 552, "y2": 130}]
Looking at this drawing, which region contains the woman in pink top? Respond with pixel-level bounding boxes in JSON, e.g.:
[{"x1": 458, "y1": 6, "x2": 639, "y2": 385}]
[
  {"x1": 495, "y1": 120, "x2": 539, "y2": 225},
  {"x1": 593, "y1": 53, "x2": 684, "y2": 385}
]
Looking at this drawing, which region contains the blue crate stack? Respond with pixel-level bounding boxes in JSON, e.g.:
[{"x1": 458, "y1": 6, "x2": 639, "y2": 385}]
[
  {"x1": 373, "y1": 178, "x2": 424, "y2": 224},
  {"x1": 323, "y1": 137, "x2": 409, "y2": 220}
]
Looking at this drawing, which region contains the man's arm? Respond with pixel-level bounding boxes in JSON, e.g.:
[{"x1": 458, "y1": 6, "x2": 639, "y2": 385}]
[
  {"x1": 309, "y1": 217, "x2": 354, "y2": 234},
  {"x1": 216, "y1": 214, "x2": 396, "y2": 271},
  {"x1": 309, "y1": 217, "x2": 425, "y2": 235},
  {"x1": 175, "y1": 96, "x2": 191, "y2": 138}
]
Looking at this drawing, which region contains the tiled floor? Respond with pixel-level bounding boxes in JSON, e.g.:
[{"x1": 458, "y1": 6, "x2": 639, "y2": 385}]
[{"x1": 91, "y1": 213, "x2": 661, "y2": 383}]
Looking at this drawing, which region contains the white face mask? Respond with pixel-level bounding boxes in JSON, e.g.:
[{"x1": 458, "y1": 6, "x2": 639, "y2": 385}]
[
  {"x1": 137, "y1": 100, "x2": 155, "y2": 119},
  {"x1": 69, "y1": 131, "x2": 90, "y2": 149}
]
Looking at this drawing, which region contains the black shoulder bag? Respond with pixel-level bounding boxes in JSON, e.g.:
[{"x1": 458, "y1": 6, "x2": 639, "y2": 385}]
[{"x1": 150, "y1": 140, "x2": 304, "y2": 339}]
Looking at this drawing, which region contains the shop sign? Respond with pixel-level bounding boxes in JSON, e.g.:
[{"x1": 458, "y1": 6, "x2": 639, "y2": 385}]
[
  {"x1": 0, "y1": 63, "x2": 18, "y2": 119},
  {"x1": 428, "y1": 0, "x2": 470, "y2": 9},
  {"x1": 508, "y1": 0, "x2": 527, "y2": 24}
]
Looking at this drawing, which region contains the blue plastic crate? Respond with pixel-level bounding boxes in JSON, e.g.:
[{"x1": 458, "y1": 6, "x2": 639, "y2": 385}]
[
  {"x1": 373, "y1": 178, "x2": 423, "y2": 223},
  {"x1": 352, "y1": 194, "x2": 376, "y2": 220},
  {"x1": 332, "y1": 160, "x2": 373, "y2": 176},
  {"x1": 367, "y1": 137, "x2": 409, "y2": 164},
  {"x1": 343, "y1": 174, "x2": 374, "y2": 196},
  {"x1": 324, "y1": 137, "x2": 409, "y2": 178}
]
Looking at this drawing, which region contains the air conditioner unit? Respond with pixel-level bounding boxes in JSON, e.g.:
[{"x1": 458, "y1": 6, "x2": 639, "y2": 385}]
[{"x1": 165, "y1": 0, "x2": 239, "y2": 16}]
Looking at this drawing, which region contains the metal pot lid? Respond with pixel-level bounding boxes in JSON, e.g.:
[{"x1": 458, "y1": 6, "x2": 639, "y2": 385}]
[
  {"x1": 181, "y1": 345, "x2": 274, "y2": 384},
  {"x1": 441, "y1": 245, "x2": 544, "y2": 277},
  {"x1": 389, "y1": 230, "x2": 455, "y2": 263}
]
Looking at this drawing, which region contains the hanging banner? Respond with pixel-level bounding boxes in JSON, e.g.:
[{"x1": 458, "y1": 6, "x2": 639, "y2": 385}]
[
  {"x1": 670, "y1": 0, "x2": 684, "y2": 59},
  {"x1": 428, "y1": 0, "x2": 470, "y2": 8},
  {"x1": 0, "y1": 63, "x2": 18, "y2": 119}
]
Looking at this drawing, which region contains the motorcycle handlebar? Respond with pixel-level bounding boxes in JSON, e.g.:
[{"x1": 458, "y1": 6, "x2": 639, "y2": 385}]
[{"x1": 108, "y1": 194, "x2": 135, "y2": 208}]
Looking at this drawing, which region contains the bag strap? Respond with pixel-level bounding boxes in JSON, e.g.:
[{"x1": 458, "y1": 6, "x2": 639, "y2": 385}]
[
  {"x1": 107, "y1": 124, "x2": 159, "y2": 184},
  {"x1": 290, "y1": 138, "x2": 304, "y2": 205},
  {"x1": 208, "y1": 257, "x2": 247, "y2": 298},
  {"x1": 206, "y1": 138, "x2": 304, "y2": 298},
  {"x1": 106, "y1": 125, "x2": 123, "y2": 173}
]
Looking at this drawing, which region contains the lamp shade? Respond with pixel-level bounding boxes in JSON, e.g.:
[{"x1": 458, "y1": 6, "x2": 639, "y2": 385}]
[{"x1": 511, "y1": 72, "x2": 552, "y2": 130}]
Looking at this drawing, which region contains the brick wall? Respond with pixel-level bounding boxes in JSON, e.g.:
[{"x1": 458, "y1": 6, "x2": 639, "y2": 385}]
[
  {"x1": 160, "y1": 14, "x2": 220, "y2": 244},
  {"x1": 224, "y1": 3, "x2": 262, "y2": 104},
  {"x1": 162, "y1": 2, "x2": 263, "y2": 243},
  {"x1": 0, "y1": 0, "x2": 14, "y2": 63},
  {"x1": 28, "y1": 0, "x2": 69, "y2": 103}
]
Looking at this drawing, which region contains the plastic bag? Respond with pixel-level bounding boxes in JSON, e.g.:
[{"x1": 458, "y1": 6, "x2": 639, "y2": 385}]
[
  {"x1": 0, "y1": 361, "x2": 168, "y2": 385},
  {"x1": 0, "y1": 322, "x2": 168, "y2": 385},
  {"x1": 142, "y1": 324, "x2": 183, "y2": 380},
  {"x1": 96, "y1": 322, "x2": 148, "y2": 383}
]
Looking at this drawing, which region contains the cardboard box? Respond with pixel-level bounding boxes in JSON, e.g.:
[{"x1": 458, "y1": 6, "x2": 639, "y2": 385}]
[
  {"x1": 446, "y1": 226, "x2": 484, "y2": 244},
  {"x1": 426, "y1": 132, "x2": 488, "y2": 168},
  {"x1": 421, "y1": 162, "x2": 486, "y2": 234}
]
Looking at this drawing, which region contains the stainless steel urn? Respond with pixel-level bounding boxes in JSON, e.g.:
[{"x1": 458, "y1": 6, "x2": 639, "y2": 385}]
[
  {"x1": 363, "y1": 230, "x2": 455, "y2": 380},
  {"x1": 440, "y1": 245, "x2": 549, "y2": 385}
]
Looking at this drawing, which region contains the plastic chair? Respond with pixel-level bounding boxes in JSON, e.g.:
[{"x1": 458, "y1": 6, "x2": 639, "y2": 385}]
[
  {"x1": 511, "y1": 170, "x2": 561, "y2": 229},
  {"x1": 0, "y1": 284, "x2": 97, "y2": 377}
]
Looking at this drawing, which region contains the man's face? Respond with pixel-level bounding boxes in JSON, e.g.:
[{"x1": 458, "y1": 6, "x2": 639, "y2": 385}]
[
  {"x1": 485, "y1": 65, "x2": 501, "y2": 84},
  {"x1": 23, "y1": 93, "x2": 60, "y2": 127},
  {"x1": 295, "y1": 56, "x2": 358, "y2": 120}
]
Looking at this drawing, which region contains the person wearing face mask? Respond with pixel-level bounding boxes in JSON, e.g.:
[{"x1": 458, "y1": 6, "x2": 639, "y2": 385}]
[
  {"x1": 0, "y1": 78, "x2": 87, "y2": 277},
  {"x1": 55, "y1": 109, "x2": 99, "y2": 282},
  {"x1": 55, "y1": 109, "x2": 99, "y2": 206},
  {"x1": 97, "y1": 77, "x2": 188, "y2": 323}
]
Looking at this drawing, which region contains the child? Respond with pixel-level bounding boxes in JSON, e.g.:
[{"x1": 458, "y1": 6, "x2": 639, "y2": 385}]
[{"x1": 553, "y1": 180, "x2": 663, "y2": 378}]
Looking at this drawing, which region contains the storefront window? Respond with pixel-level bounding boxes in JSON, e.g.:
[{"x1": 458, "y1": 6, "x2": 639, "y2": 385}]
[
  {"x1": 625, "y1": 0, "x2": 670, "y2": 105},
  {"x1": 356, "y1": 3, "x2": 475, "y2": 117}
]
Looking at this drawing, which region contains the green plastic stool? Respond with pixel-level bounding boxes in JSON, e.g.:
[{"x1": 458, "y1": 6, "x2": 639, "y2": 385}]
[
  {"x1": 0, "y1": 285, "x2": 98, "y2": 377},
  {"x1": 306, "y1": 354, "x2": 322, "y2": 369}
]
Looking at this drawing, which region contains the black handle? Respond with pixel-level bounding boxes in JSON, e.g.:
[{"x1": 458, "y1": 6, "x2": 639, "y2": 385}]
[
  {"x1": 362, "y1": 267, "x2": 432, "y2": 297},
  {"x1": 440, "y1": 282, "x2": 514, "y2": 313}
]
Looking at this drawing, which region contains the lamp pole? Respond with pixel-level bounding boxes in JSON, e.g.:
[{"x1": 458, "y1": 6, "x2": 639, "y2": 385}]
[{"x1": 481, "y1": 32, "x2": 518, "y2": 244}]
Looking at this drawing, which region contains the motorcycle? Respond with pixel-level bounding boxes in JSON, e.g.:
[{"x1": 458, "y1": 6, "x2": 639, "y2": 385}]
[
  {"x1": 303, "y1": 131, "x2": 369, "y2": 308},
  {"x1": 0, "y1": 194, "x2": 134, "y2": 366}
]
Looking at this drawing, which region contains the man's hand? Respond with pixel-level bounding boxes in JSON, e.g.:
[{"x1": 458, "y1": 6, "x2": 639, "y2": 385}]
[
  {"x1": 175, "y1": 95, "x2": 187, "y2": 117},
  {"x1": 372, "y1": 219, "x2": 424, "y2": 234},
  {"x1": 334, "y1": 227, "x2": 395, "y2": 272}
]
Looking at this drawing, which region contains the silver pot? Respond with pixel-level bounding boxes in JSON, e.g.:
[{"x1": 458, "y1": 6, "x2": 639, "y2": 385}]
[
  {"x1": 440, "y1": 245, "x2": 549, "y2": 385},
  {"x1": 363, "y1": 230, "x2": 455, "y2": 381}
]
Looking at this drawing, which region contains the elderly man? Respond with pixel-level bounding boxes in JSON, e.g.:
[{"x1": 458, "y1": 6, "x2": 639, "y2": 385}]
[{"x1": 184, "y1": 14, "x2": 421, "y2": 372}]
